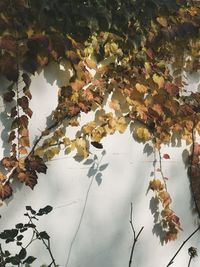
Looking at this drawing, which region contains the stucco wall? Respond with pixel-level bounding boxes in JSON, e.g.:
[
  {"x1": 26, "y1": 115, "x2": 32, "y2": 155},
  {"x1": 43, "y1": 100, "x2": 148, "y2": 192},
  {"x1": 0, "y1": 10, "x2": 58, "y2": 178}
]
[{"x1": 0, "y1": 65, "x2": 200, "y2": 267}]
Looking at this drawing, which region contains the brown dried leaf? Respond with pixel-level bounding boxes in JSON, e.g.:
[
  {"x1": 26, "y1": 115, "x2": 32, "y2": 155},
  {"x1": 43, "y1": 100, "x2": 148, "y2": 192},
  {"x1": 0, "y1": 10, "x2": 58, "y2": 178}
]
[{"x1": 0, "y1": 182, "x2": 12, "y2": 200}]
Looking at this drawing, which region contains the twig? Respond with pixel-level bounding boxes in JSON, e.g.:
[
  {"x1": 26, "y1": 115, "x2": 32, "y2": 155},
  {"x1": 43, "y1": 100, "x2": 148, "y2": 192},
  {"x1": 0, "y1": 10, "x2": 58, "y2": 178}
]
[
  {"x1": 158, "y1": 149, "x2": 167, "y2": 190},
  {"x1": 128, "y1": 203, "x2": 144, "y2": 267},
  {"x1": 187, "y1": 255, "x2": 192, "y2": 267},
  {"x1": 166, "y1": 225, "x2": 200, "y2": 267}
]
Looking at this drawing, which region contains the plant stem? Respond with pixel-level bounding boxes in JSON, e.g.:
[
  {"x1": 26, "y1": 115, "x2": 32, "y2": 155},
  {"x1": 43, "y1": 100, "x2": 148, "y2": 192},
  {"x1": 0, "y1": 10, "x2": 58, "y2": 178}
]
[
  {"x1": 187, "y1": 255, "x2": 192, "y2": 267},
  {"x1": 166, "y1": 225, "x2": 200, "y2": 267}
]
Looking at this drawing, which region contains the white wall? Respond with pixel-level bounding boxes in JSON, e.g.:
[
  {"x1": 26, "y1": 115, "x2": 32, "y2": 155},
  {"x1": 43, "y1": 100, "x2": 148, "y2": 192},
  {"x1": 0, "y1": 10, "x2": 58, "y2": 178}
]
[{"x1": 0, "y1": 65, "x2": 200, "y2": 267}]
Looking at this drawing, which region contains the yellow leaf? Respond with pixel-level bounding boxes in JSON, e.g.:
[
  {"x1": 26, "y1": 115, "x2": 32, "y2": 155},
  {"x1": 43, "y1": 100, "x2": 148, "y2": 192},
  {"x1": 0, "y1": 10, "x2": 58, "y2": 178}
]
[
  {"x1": 136, "y1": 127, "x2": 151, "y2": 141},
  {"x1": 135, "y1": 83, "x2": 148, "y2": 93},
  {"x1": 82, "y1": 122, "x2": 96, "y2": 134},
  {"x1": 109, "y1": 100, "x2": 121, "y2": 111},
  {"x1": 53, "y1": 128, "x2": 64, "y2": 139},
  {"x1": 34, "y1": 147, "x2": 45, "y2": 157},
  {"x1": 153, "y1": 74, "x2": 165, "y2": 89},
  {"x1": 149, "y1": 179, "x2": 164, "y2": 191},
  {"x1": 45, "y1": 147, "x2": 60, "y2": 161},
  {"x1": 0, "y1": 172, "x2": 6, "y2": 181},
  {"x1": 116, "y1": 117, "x2": 128, "y2": 133},
  {"x1": 157, "y1": 17, "x2": 168, "y2": 27},
  {"x1": 75, "y1": 138, "x2": 88, "y2": 158},
  {"x1": 63, "y1": 137, "x2": 71, "y2": 147},
  {"x1": 91, "y1": 127, "x2": 105, "y2": 142},
  {"x1": 85, "y1": 58, "x2": 97, "y2": 69}
]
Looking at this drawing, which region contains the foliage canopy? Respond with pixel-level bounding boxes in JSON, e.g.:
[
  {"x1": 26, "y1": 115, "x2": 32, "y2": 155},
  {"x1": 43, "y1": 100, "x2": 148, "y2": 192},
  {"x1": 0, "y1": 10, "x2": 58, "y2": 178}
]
[{"x1": 0, "y1": 0, "x2": 200, "y2": 243}]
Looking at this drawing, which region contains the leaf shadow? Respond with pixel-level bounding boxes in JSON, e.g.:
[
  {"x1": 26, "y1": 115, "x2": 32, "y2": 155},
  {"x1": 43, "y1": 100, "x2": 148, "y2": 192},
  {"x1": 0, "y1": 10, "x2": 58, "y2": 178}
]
[{"x1": 149, "y1": 196, "x2": 166, "y2": 245}]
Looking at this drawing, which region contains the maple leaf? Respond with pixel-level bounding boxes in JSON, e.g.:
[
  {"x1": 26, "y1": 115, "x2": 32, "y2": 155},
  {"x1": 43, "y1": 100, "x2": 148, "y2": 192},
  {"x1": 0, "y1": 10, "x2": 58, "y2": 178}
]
[{"x1": 0, "y1": 182, "x2": 12, "y2": 200}]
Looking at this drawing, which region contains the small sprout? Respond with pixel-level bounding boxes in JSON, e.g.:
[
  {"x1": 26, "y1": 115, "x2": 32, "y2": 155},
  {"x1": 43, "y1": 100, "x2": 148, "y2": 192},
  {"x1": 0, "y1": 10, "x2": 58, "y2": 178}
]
[{"x1": 188, "y1": 246, "x2": 198, "y2": 258}]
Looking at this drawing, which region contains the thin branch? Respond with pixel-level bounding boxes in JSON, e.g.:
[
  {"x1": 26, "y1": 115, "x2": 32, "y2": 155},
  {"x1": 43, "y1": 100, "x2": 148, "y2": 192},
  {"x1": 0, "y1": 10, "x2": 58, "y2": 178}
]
[
  {"x1": 166, "y1": 225, "x2": 200, "y2": 267},
  {"x1": 158, "y1": 149, "x2": 167, "y2": 190},
  {"x1": 187, "y1": 256, "x2": 192, "y2": 267},
  {"x1": 128, "y1": 203, "x2": 144, "y2": 267}
]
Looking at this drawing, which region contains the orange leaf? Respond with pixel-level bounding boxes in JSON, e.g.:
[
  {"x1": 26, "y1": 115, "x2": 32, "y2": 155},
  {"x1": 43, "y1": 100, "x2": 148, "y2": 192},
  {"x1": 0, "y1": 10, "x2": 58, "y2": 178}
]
[
  {"x1": 163, "y1": 153, "x2": 170, "y2": 159},
  {"x1": 0, "y1": 182, "x2": 12, "y2": 200}
]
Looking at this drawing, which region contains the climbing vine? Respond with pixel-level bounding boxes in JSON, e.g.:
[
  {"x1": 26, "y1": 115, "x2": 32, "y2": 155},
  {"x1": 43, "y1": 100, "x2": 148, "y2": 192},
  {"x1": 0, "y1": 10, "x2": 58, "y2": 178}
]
[{"x1": 0, "y1": 0, "x2": 200, "y2": 243}]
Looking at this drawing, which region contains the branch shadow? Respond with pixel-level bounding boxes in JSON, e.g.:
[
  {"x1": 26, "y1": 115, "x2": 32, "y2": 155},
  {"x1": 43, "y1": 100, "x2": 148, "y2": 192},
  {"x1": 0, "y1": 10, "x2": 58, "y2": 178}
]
[{"x1": 65, "y1": 150, "x2": 108, "y2": 267}]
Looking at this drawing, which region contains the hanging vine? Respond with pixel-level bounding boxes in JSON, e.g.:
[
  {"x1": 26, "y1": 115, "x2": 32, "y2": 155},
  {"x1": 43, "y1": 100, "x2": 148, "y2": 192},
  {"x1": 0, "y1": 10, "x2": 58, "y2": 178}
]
[{"x1": 0, "y1": 0, "x2": 200, "y2": 243}]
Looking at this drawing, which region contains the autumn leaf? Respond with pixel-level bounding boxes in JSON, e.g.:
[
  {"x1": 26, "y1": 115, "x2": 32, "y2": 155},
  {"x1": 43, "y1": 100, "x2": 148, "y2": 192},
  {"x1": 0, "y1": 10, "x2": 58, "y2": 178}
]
[
  {"x1": 159, "y1": 191, "x2": 172, "y2": 207},
  {"x1": 116, "y1": 117, "x2": 128, "y2": 133},
  {"x1": 157, "y1": 17, "x2": 168, "y2": 27},
  {"x1": 153, "y1": 74, "x2": 165, "y2": 89},
  {"x1": 85, "y1": 58, "x2": 97, "y2": 69},
  {"x1": 22, "y1": 73, "x2": 31, "y2": 87},
  {"x1": 149, "y1": 179, "x2": 164, "y2": 191},
  {"x1": 17, "y1": 171, "x2": 38, "y2": 189},
  {"x1": 163, "y1": 154, "x2": 170, "y2": 159},
  {"x1": 135, "y1": 83, "x2": 148, "y2": 93},
  {"x1": 45, "y1": 147, "x2": 60, "y2": 161},
  {"x1": 136, "y1": 127, "x2": 151, "y2": 141},
  {"x1": 0, "y1": 182, "x2": 12, "y2": 200},
  {"x1": 17, "y1": 96, "x2": 29, "y2": 110},
  {"x1": 26, "y1": 156, "x2": 47, "y2": 174},
  {"x1": 19, "y1": 146, "x2": 28, "y2": 155}
]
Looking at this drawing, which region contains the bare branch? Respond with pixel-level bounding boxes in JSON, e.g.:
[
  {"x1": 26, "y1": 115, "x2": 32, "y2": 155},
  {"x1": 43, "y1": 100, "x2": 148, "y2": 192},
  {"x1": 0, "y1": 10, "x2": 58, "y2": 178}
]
[
  {"x1": 166, "y1": 226, "x2": 200, "y2": 267},
  {"x1": 128, "y1": 203, "x2": 144, "y2": 267}
]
